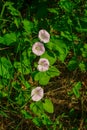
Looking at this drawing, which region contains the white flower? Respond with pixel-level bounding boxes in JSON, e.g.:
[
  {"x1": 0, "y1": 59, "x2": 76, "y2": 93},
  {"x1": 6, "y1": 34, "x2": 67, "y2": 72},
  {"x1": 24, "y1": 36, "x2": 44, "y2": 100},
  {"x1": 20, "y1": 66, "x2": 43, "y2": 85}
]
[
  {"x1": 37, "y1": 58, "x2": 49, "y2": 72},
  {"x1": 31, "y1": 87, "x2": 44, "y2": 101},
  {"x1": 38, "y1": 29, "x2": 50, "y2": 43},
  {"x1": 32, "y1": 42, "x2": 45, "y2": 56}
]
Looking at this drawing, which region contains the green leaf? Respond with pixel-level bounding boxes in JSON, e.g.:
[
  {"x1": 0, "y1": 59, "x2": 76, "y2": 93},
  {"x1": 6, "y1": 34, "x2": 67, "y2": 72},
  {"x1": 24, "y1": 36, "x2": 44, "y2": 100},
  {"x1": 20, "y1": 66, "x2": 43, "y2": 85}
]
[
  {"x1": 0, "y1": 37, "x2": 4, "y2": 43},
  {"x1": 0, "y1": 79, "x2": 8, "y2": 88},
  {"x1": 4, "y1": 33, "x2": 16, "y2": 45},
  {"x1": 43, "y1": 99, "x2": 54, "y2": 113},
  {"x1": 59, "y1": 0, "x2": 74, "y2": 12},
  {"x1": 22, "y1": 19, "x2": 33, "y2": 34},
  {"x1": 23, "y1": 81, "x2": 31, "y2": 89},
  {"x1": 48, "y1": 8, "x2": 58, "y2": 14},
  {"x1": 46, "y1": 40, "x2": 68, "y2": 62},
  {"x1": 79, "y1": 62, "x2": 86, "y2": 72},
  {"x1": 41, "y1": 114, "x2": 52, "y2": 126},
  {"x1": 76, "y1": 27, "x2": 87, "y2": 32},
  {"x1": 41, "y1": 51, "x2": 56, "y2": 65},
  {"x1": 32, "y1": 117, "x2": 42, "y2": 127},
  {"x1": 74, "y1": 82, "x2": 82, "y2": 90},
  {"x1": 14, "y1": 18, "x2": 21, "y2": 28},
  {"x1": 47, "y1": 66, "x2": 60, "y2": 77},
  {"x1": 14, "y1": 48, "x2": 32, "y2": 75},
  {"x1": 67, "y1": 57, "x2": 78, "y2": 71},
  {"x1": 21, "y1": 110, "x2": 32, "y2": 119},
  {"x1": 6, "y1": 2, "x2": 20, "y2": 16},
  {"x1": 0, "y1": 91, "x2": 8, "y2": 98},
  {"x1": 52, "y1": 39, "x2": 68, "y2": 62},
  {"x1": 30, "y1": 102, "x2": 43, "y2": 115},
  {"x1": 15, "y1": 92, "x2": 25, "y2": 105},
  {"x1": 12, "y1": 81, "x2": 21, "y2": 91},
  {"x1": 81, "y1": 44, "x2": 87, "y2": 58},
  {"x1": 73, "y1": 88, "x2": 80, "y2": 98},
  {"x1": 61, "y1": 31, "x2": 72, "y2": 41},
  {"x1": 14, "y1": 59, "x2": 31, "y2": 75},
  {"x1": 45, "y1": 41, "x2": 54, "y2": 50},
  {"x1": 0, "y1": 57, "x2": 13, "y2": 79},
  {"x1": 80, "y1": 17, "x2": 87, "y2": 23},
  {"x1": 0, "y1": 33, "x2": 16, "y2": 45},
  {"x1": 73, "y1": 82, "x2": 82, "y2": 98},
  {"x1": 34, "y1": 72, "x2": 50, "y2": 85},
  {"x1": 61, "y1": 31, "x2": 79, "y2": 42}
]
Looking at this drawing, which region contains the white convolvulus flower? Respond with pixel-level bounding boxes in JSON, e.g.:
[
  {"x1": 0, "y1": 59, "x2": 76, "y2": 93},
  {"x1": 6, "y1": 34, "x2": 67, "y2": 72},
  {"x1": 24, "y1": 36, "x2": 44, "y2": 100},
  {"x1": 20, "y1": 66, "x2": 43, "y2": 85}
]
[
  {"x1": 32, "y1": 42, "x2": 45, "y2": 56},
  {"x1": 37, "y1": 58, "x2": 50, "y2": 72},
  {"x1": 31, "y1": 87, "x2": 44, "y2": 101},
  {"x1": 38, "y1": 29, "x2": 50, "y2": 43}
]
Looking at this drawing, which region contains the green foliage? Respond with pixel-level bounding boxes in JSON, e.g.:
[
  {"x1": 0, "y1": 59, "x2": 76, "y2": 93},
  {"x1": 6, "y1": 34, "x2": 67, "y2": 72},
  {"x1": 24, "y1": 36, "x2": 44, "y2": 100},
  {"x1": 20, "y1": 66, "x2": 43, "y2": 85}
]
[
  {"x1": 21, "y1": 110, "x2": 32, "y2": 119},
  {"x1": 14, "y1": 60, "x2": 31, "y2": 75},
  {"x1": 0, "y1": 0, "x2": 87, "y2": 129},
  {"x1": 0, "y1": 33, "x2": 17, "y2": 45},
  {"x1": 41, "y1": 51, "x2": 56, "y2": 65},
  {"x1": 22, "y1": 19, "x2": 33, "y2": 34},
  {"x1": 41, "y1": 114, "x2": 53, "y2": 127},
  {"x1": 32, "y1": 117, "x2": 42, "y2": 127},
  {"x1": 15, "y1": 92, "x2": 25, "y2": 105},
  {"x1": 59, "y1": 0, "x2": 75, "y2": 13},
  {"x1": 14, "y1": 48, "x2": 32, "y2": 75},
  {"x1": 67, "y1": 57, "x2": 78, "y2": 71},
  {"x1": 81, "y1": 44, "x2": 87, "y2": 58},
  {"x1": 72, "y1": 82, "x2": 82, "y2": 98},
  {"x1": 43, "y1": 99, "x2": 54, "y2": 113},
  {"x1": 5, "y1": 2, "x2": 20, "y2": 16},
  {"x1": 79, "y1": 61, "x2": 87, "y2": 72},
  {"x1": 55, "y1": 41, "x2": 68, "y2": 62},
  {"x1": 47, "y1": 66, "x2": 60, "y2": 78},
  {"x1": 0, "y1": 90, "x2": 8, "y2": 98},
  {"x1": 34, "y1": 66, "x2": 60, "y2": 85},
  {"x1": 34, "y1": 71, "x2": 50, "y2": 85},
  {"x1": 30, "y1": 101, "x2": 44, "y2": 115},
  {"x1": 0, "y1": 57, "x2": 13, "y2": 79},
  {"x1": 47, "y1": 39, "x2": 69, "y2": 62}
]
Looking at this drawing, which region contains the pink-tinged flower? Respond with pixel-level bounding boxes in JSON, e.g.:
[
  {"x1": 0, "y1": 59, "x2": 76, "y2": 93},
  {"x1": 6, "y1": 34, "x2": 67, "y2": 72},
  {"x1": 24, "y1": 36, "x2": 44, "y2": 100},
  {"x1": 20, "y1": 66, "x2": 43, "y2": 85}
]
[
  {"x1": 31, "y1": 87, "x2": 44, "y2": 101},
  {"x1": 38, "y1": 29, "x2": 50, "y2": 43},
  {"x1": 37, "y1": 58, "x2": 50, "y2": 72},
  {"x1": 32, "y1": 42, "x2": 45, "y2": 56}
]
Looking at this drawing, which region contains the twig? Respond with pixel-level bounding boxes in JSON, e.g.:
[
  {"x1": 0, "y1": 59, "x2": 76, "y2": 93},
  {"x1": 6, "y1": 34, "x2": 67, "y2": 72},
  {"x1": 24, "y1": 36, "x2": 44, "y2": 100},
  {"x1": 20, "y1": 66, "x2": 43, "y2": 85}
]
[{"x1": 0, "y1": 47, "x2": 10, "y2": 50}]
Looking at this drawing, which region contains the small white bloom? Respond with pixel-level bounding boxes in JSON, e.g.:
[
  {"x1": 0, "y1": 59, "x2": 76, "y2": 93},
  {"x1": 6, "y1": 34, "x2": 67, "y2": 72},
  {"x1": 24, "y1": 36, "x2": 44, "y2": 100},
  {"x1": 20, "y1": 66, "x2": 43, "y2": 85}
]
[
  {"x1": 37, "y1": 58, "x2": 49, "y2": 72},
  {"x1": 32, "y1": 42, "x2": 45, "y2": 56},
  {"x1": 38, "y1": 29, "x2": 50, "y2": 43},
  {"x1": 31, "y1": 87, "x2": 44, "y2": 101}
]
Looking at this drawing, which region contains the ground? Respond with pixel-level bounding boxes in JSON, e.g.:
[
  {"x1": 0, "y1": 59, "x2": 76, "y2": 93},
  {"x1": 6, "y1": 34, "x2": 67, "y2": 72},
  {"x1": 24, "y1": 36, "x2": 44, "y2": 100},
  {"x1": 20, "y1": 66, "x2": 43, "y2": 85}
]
[{"x1": 0, "y1": 60, "x2": 87, "y2": 130}]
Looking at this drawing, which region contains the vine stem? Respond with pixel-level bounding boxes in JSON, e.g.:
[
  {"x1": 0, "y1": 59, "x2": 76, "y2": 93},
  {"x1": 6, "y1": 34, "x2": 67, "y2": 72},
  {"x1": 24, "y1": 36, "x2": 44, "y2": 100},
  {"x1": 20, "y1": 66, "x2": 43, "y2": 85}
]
[{"x1": 0, "y1": 2, "x2": 7, "y2": 18}]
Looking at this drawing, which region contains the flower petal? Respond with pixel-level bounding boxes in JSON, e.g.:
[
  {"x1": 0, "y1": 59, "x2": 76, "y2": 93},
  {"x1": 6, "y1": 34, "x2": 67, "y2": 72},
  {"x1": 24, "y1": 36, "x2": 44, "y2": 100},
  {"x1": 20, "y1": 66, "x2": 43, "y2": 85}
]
[
  {"x1": 37, "y1": 58, "x2": 49, "y2": 72},
  {"x1": 31, "y1": 87, "x2": 44, "y2": 101},
  {"x1": 38, "y1": 29, "x2": 50, "y2": 43},
  {"x1": 32, "y1": 42, "x2": 45, "y2": 56}
]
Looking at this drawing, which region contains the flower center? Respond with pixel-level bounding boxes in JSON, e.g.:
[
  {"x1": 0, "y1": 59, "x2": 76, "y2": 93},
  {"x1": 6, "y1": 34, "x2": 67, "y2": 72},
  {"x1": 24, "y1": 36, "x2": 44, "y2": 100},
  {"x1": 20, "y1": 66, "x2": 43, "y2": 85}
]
[
  {"x1": 40, "y1": 61, "x2": 48, "y2": 66},
  {"x1": 41, "y1": 34, "x2": 47, "y2": 39},
  {"x1": 35, "y1": 89, "x2": 41, "y2": 95},
  {"x1": 35, "y1": 46, "x2": 41, "y2": 51}
]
